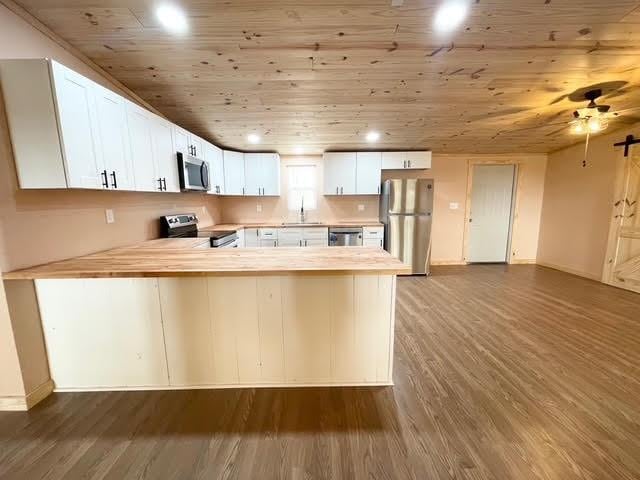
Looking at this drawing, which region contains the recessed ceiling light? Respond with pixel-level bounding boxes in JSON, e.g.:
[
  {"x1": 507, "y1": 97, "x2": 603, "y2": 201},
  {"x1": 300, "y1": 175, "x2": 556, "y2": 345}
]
[
  {"x1": 366, "y1": 131, "x2": 381, "y2": 142},
  {"x1": 156, "y1": 5, "x2": 188, "y2": 34},
  {"x1": 433, "y1": 1, "x2": 469, "y2": 34},
  {"x1": 247, "y1": 133, "x2": 261, "y2": 144},
  {"x1": 293, "y1": 146, "x2": 305, "y2": 154}
]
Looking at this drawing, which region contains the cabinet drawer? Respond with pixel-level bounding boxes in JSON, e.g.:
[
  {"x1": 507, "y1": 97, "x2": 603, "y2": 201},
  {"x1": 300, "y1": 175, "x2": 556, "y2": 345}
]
[
  {"x1": 259, "y1": 228, "x2": 278, "y2": 239},
  {"x1": 362, "y1": 226, "x2": 384, "y2": 239},
  {"x1": 302, "y1": 227, "x2": 329, "y2": 240},
  {"x1": 363, "y1": 238, "x2": 384, "y2": 248}
]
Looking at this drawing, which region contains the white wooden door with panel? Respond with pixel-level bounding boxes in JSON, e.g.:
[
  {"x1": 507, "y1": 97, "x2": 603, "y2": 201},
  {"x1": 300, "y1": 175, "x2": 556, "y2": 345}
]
[
  {"x1": 126, "y1": 102, "x2": 156, "y2": 192},
  {"x1": 151, "y1": 116, "x2": 180, "y2": 192},
  {"x1": 603, "y1": 146, "x2": 640, "y2": 293},
  {"x1": 467, "y1": 165, "x2": 516, "y2": 263},
  {"x1": 323, "y1": 152, "x2": 357, "y2": 195},
  {"x1": 205, "y1": 142, "x2": 225, "y2": 194}
]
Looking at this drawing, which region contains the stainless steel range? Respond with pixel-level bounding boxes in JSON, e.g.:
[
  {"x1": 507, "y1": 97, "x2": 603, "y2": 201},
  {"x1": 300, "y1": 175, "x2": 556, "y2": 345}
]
[{"x1": 160, "y1": 214, "x2": 238, "y2": 248}]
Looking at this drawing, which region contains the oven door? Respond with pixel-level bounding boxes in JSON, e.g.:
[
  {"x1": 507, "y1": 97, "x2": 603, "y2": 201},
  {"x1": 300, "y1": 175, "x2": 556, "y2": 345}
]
[{"x1": 178, "y1": 153, "x2": 210, "y2": 191}]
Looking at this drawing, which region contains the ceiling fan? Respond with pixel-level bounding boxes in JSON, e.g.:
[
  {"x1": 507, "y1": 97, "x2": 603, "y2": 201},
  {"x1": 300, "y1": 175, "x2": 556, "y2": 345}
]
[{"x1": 505, "y1": 84, "x2": 640, "y2": 167}]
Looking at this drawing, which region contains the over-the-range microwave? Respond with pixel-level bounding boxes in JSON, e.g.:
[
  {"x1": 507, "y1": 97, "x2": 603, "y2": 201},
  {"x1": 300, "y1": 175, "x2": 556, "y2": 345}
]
[{"x1": 177, "y1": 152, "x2": 210, "y2": 192}]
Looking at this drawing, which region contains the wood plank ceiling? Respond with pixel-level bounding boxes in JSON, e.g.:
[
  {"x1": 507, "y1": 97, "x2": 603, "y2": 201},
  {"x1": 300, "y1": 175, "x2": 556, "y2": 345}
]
[{"x1": 12, "y1": 0, "x2": 640, "y2": 154}]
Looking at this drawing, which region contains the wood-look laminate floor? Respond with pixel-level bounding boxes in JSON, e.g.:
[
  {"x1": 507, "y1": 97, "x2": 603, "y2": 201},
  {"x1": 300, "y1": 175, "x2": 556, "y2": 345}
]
[{"x1": 1, "y1": 265, "x2": 639, "y2": 480}]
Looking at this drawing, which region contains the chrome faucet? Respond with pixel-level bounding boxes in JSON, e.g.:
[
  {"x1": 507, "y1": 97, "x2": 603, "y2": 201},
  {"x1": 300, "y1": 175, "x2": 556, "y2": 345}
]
[{"x1": 299, "y1": 197, "x2": 306, "y2": 224}]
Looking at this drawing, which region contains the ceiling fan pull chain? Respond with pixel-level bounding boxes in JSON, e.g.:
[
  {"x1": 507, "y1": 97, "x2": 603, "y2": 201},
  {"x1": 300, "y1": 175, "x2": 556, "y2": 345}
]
[{"x1": 583, "y1": 131, "x2": 591, "y2": 167}]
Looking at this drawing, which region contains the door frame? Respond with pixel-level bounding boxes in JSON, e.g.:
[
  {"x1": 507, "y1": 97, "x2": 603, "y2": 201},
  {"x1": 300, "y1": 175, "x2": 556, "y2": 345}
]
[{"x1": 462, "y1": 159, "x2": 521, "y2": 264}]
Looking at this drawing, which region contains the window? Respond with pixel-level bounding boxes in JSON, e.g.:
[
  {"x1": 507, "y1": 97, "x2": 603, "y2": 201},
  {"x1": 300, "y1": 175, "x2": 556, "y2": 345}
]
[{"x1": 287, "y1": 165, "x2": 317, "y2": 211}]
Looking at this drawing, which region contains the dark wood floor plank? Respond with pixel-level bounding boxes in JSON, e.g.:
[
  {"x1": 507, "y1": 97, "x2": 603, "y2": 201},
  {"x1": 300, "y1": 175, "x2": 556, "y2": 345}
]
[{"x1": 0, "y1": 265, "x2": 638, "y2": 480}]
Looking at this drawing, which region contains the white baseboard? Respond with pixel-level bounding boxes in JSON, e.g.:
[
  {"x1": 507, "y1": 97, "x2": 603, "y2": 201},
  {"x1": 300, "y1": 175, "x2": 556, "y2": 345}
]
[
  {"x1": 0, "y1": 379, "x2": 53, "y2": 411},
  {"x1": 53, "y1": 381, "x2": 394, "y2": 393},
  {"x1": 430, "y1": 260, "x2": 467, "y2": 266},
  {"x1": 536, "y1": 261, "x2": 601, "y2": 281},
  {"x1": 510, "y1": 259, "x2": 537, "y2": 265}
]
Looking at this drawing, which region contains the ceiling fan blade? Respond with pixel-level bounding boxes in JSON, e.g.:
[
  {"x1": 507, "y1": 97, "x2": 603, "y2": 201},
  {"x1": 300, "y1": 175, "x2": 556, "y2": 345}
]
[
  {"x1": 545, "y1": 125, "x2": 571, "y2": 137},
  {"x1": 504, "y1": 121, "x2": 569, "y2": 134},
  {"x1": 611, "y1": 106, "x2": 640, "y2": 116}
]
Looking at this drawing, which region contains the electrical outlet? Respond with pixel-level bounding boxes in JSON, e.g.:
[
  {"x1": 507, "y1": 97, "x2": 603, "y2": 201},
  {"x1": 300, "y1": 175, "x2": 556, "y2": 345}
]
[
  {"x1": 256, "y1": 204, "x2": 262, "y2": 213},
  {"x1": 105, "y1": 209, "x2": 115, "y2": 224},
  {"x1": 357, "y1": 204, "x2": 365, "y2": 212}
]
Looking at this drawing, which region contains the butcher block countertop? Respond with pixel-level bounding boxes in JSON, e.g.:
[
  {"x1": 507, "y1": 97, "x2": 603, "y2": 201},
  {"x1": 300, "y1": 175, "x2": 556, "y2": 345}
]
[{"x1": 3, "y1": 244, "x2": 410, "y2": 280}]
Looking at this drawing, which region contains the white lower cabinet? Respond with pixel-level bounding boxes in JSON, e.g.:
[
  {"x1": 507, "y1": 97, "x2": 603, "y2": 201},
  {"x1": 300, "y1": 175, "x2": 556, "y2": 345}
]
[
  {"x1": 244, "y1": 228, "x2": 259, "y2": 247},
  {"x1": 36, "y1": 279, "x2": 169, "y2": 389},
  {"x1": 276, "y1": 227, "x2": 328, "y2": 247},
  {"x1": 35, "y1": 275, "x2": 395, "y2": 390}
]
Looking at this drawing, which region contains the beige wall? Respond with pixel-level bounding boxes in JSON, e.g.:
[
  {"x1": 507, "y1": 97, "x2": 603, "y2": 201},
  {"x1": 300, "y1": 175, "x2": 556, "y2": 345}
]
[
  {"x1": 220, "y1": 153, "x2": 547, "y2": 264},
  {"x1": 537, "y1": 126, "x2": 634, "y2": 280}
]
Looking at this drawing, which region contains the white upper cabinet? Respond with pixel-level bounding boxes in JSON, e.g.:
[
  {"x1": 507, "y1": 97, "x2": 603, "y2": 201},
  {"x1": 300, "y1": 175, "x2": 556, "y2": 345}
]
[
  {"x1": 93, "y1": 84, "x2": 135, "y2": 190},
  {"x1": 126, "y1": 102, "x2": 156, "y2": 192},
  {"x1": 244, "y1": 153, "x2": 281, "y2": 196},
  {"x1": 204, "y1": 142, "x2": 225, "y2": 195},
  {"x1": 323, "y1": 152, "x2": 357, "y2": 195},
  {"x1": 49, "y1": 60, "x2": 104, "y2": 189},
  {"x1": 172, "y1": 126, "x2": 190, "y2": 156},
  {"x1": 381, "y1": 151, "x2": 431, "y2": 170},
  {"x1": 151, "y1": 116, "x2": 180, "y2": 193},
  {"x1": 223, "y1": 150, "x2": 245, "y2": 195},
  {"x1": 356, "y1": 152, "x2": 382, "y2": 194},
  {"x1": 189, "y1": 134, "x2": 205, "y2": 159}
]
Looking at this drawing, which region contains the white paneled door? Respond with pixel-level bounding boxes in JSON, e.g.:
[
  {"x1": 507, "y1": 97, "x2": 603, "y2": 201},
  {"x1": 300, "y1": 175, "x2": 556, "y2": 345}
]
[
  {"x1": 467, "y1": 164, "x2": 516, "y2": 263},
  {"x1": 603, "y1": 145, "x2": 640, "y2": 293}
]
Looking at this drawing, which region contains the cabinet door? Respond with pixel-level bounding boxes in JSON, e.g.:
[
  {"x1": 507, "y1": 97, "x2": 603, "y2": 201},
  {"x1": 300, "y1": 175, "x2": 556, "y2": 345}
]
[
  {"x1": 50, "y1": 61, "x2": 104, "y2": 189},
  {"x1": 323, "y1": 152, "x2": 356, "y2": 195},
  {"x1": 243, "y1": 153, "x2": 262, "y2": 196},
  {"x1": 381, "y1": 151, "x2": 406, "y2": 170},
  {"x1": 93, "y1": 84, "x2": 134, "y2": 190},
  {"x1": 223, "y1": 150, "x2": 245, "y2": 195},
  {"x1": 304, "y1": 238, "x2": 328, "y2": 247},
  {"x1": 189, "y1": 134, "x2": 205, "y2": 159},
  {"x1": 172, "y1": 125, "x2": 190, "y2": 155},
  {"x1": 244, "y1": 228, "x2": 259, "y2": 247},
  {"x1": 36, "y1": 278, "x2": 169, "y2": 389},
  {"x1": 356, "y1": 152, "x2": 382, "y2": 194},
  {"x1": 126, "y1": 102, "x2": 157, "y2": 192},
  {"x1": 205, "y1": 142, "x2": 225, "y2": 194},
  {"x1": 262, "y1": 153, "x2": 281, "y2": 195},
  {"x1": 259, "y1": 239, "x2": 278, "y2": 247},
  {"x1": 405, "y1": 151, "x2": 432, "y2": 169},
  {"x1": 277, "y1": 228, "x2": 302, "y2": 247},
  {"x1": 151, "y1": 116, "x2": 180, "y2": 192}
]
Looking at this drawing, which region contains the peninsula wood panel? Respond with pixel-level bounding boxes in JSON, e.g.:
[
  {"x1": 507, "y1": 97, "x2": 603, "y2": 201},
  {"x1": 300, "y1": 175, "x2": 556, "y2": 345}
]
[
  {"x1": 35, "y1": 278, "x2": 169, "y2": 389},
  {"x1": 10, "y1": 0, "x2": 640, "y2": 154},
  {"x1": 33, "y1": 274, "x2": 395, "y2": 390}
]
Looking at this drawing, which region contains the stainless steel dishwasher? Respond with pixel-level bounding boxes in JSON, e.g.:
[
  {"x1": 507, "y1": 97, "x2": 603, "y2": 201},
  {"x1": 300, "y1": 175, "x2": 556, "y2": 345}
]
[{"x1": 329, "y1": 227, "x2": 363, "y2": 246}]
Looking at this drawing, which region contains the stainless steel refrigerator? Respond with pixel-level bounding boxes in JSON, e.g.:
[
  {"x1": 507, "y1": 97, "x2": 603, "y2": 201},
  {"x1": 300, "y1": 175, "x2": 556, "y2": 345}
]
[{"x1": 380, "y1": 179, "x2": 434, "y2": 275}]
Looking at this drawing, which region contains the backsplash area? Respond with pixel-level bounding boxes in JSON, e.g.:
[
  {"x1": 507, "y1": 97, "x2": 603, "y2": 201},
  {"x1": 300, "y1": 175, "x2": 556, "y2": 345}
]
[{"x1": 216, "y1": 155, "x2": 379, "y2": 224}]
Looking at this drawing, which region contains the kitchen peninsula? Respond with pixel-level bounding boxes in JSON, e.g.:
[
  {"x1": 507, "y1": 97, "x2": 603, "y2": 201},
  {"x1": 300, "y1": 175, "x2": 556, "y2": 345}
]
[{"x1": 4, "y1": 244, "x2": 408, "y2": 392}]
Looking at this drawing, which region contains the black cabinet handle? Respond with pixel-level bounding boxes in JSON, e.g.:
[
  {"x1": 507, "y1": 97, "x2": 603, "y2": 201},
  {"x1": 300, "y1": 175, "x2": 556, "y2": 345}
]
[
  {"x1": 162, "y1": 178, "x2": 167, "y2": 191},
  {"x1": 101, "y1": 170, "x2": 109, "y2": 188},
  {"x1": 110, "y1": 171, "x2": 118, "y2": 189},
  {"x1": 157, "y1": 178, "x2": 163, "y2": 191}
]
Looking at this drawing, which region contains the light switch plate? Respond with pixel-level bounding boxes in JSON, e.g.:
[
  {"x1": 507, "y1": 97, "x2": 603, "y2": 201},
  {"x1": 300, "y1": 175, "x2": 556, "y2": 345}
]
[
  {"x1": 357, "y1": 204, "x2": 365, "y2": 211},
  {"x1": 449, "y1": 202, "x2": 460, "y2": 210},
  {"x1": 105, "y1": 209, "x2": 115, "y2": 224},
  {"x1": 256, "y1": 204, "x2": 262, "y2": 213}
]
